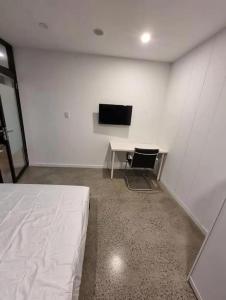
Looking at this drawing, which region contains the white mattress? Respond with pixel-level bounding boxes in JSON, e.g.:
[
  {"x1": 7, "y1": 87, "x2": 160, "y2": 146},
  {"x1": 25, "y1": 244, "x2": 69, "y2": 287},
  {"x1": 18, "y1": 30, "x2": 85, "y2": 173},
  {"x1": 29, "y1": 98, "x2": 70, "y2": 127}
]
[{"x1": 0, "y1": 184, "x2": 89, "y2": 300}]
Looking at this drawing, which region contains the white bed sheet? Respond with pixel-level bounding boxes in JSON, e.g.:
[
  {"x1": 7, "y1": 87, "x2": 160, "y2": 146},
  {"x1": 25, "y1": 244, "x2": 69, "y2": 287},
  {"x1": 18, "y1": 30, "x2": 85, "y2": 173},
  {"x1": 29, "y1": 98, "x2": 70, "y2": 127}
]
[{"x1": 0, "y1": 184, "x2": 89, "y2": 300}]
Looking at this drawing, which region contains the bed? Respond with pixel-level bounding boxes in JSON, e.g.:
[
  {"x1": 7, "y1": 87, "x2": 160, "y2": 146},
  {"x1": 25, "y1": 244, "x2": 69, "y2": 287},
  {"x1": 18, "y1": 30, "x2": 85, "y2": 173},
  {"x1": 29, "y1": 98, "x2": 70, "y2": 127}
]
[{"x1": 0, "y1": 184, "x2": 89, "y2": 300}]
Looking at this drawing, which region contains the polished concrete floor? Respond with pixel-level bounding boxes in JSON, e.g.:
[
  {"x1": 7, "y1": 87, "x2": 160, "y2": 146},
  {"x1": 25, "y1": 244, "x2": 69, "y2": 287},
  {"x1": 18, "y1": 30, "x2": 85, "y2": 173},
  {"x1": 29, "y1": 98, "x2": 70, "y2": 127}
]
[{"x1": 19, "y1": 167, "x2": 204, "y2": 300}]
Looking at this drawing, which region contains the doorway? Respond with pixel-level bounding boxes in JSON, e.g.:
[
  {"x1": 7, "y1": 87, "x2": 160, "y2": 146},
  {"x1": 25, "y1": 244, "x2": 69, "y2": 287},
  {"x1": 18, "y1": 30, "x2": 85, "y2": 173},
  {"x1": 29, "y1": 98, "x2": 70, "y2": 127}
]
[{"x1": 0, "y1": 38, "x2": 28, "y2": 182}]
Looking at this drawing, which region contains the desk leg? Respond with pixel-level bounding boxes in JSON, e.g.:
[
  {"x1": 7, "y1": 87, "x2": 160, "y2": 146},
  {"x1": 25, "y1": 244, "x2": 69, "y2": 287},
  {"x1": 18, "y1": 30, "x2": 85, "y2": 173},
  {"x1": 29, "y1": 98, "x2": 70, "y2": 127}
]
[
  {"x1": 111, "y1": 151, "x2": 115, "y2": 179},
  {"x1": 157, "y1": 153, "x2": 166, "y2": 181}
]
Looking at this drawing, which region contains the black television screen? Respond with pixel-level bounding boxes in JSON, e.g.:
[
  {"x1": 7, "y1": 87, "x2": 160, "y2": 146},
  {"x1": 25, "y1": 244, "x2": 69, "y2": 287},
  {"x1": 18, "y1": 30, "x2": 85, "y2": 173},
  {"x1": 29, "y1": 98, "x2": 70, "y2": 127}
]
[{"x1": 99, "y1": 104, "x2": 133, "y2": 125}]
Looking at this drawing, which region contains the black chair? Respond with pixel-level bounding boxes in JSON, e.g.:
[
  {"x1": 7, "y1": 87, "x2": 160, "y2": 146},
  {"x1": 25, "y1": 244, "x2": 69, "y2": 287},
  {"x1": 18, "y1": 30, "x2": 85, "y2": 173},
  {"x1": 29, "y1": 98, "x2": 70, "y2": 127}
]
[{"x1": 125, "y1": 148, "x2": 159, "y2": 191}]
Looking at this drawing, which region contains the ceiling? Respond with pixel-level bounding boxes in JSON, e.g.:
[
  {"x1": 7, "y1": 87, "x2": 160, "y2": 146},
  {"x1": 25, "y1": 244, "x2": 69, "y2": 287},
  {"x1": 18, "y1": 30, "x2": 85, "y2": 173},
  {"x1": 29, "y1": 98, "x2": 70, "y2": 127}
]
[{"x1": 0, "y1": 0, "x2": 226, "y2": 62}]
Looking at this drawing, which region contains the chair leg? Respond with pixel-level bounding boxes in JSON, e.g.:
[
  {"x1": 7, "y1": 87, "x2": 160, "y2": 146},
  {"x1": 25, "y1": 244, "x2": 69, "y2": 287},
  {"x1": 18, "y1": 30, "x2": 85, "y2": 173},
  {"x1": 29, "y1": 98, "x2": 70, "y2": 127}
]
[
  {"x1": 142, "y1": 171, "x2": 152, "y2": 184},
  {"x1": 124, "y1": 168, "x2": 153, "y2": 191}
]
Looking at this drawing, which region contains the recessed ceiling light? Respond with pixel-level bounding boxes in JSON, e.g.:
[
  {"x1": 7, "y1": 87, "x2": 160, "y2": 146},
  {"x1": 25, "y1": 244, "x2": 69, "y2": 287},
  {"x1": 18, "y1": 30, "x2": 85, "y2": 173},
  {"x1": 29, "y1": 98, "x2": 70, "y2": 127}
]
[
  {"x1": 140, "y1": 32, "x2": 151, "y2": 44},
  {"x1": 93, "y1": 28, "x2": 104, "y2": 36},
  {"x1": 38, "y1": 22, "x2": 48, "y2": 29},
  {"x1": 0, "y1": 52, "x2": 4, "y2": 58}
]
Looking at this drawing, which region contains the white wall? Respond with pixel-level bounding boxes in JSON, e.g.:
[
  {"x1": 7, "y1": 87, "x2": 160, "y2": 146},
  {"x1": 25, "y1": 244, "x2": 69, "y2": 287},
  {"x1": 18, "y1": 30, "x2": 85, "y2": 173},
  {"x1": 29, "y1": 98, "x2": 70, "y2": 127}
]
[
  {"x1": 15, "y1": 49, "x2": 170, "y2": 168},
  {"x1": 160, "y1": 28, "x2": 226, "y2": 233},
  {"x1": 189, "y1": 198, "x2": 226, "y2": 300},
  {"x1": 14, "y1": 32, "x2": 226, "y2": 234}
]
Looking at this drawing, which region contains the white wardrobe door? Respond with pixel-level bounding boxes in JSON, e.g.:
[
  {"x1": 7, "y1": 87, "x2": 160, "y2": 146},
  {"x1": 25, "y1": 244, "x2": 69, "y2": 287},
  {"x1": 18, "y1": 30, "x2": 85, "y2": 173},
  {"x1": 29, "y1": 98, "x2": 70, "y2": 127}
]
[{"x1": 189, "y1": 198, "x2": 226, "y2": 300}]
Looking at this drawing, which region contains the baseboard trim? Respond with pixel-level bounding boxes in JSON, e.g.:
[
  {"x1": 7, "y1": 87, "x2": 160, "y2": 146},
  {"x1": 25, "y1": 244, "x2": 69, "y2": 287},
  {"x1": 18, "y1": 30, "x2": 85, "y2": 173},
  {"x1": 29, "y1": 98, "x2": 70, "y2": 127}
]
[
  {"x1": 189, "y1": 277, "x2": 203, "y2": 300},
  {"x1": 30, "y1": 162, "x2": 127, "y2": 169},
  {"x1": 30, "y1": 163, "x2": 106, "y2": 169},
  {"x1": 160, "y1": 180, "x2": 208, "y2": 236}
]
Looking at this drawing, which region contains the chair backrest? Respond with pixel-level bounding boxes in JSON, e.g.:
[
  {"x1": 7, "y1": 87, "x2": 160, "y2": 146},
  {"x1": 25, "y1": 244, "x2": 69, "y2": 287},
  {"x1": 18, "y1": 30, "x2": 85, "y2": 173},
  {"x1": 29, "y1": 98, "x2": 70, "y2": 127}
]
[{"x1": 131, "y1": 148, "x2": 159, "y2": 169}]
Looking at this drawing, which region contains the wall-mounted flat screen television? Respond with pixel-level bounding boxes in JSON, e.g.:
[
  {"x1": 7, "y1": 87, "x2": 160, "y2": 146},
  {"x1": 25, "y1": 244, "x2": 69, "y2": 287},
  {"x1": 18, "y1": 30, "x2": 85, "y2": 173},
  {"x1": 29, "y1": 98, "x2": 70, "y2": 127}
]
[{"x1": 99, "y1": 104, "x2": 133, "y2": 125}]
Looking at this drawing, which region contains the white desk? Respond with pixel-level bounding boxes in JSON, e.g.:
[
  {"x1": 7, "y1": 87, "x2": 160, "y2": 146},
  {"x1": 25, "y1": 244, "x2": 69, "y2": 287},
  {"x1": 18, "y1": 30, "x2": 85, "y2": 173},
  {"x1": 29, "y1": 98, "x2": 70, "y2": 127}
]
[{"x1": 110, "y1": 141, "x2": 168, "y2": 181}]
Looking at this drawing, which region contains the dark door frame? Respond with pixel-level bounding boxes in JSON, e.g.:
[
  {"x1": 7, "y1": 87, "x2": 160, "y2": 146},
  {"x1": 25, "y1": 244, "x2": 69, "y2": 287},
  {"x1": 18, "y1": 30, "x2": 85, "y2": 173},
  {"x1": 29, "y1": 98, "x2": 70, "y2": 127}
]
[{"x1": 0, "y1": 38, "x2": 29, "y2": 182}]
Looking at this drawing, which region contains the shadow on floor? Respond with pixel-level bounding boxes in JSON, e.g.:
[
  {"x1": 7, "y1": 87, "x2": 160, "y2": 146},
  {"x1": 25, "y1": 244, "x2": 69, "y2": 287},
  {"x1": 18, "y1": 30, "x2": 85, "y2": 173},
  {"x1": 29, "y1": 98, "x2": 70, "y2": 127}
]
[{"x1": 79, "y1": 197, "x2": 98, "y2": 300}]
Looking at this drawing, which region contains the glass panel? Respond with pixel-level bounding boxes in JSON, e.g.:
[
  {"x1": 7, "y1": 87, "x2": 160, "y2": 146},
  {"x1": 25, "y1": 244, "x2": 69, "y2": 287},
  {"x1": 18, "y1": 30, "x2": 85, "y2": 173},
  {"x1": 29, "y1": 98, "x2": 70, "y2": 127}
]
[
  {"x1": 0, "y1": 144, "x2": 13, "y2": 182},
  {"x1": 0, "y1": 118, "x2": 13, "y2": 182},
  {"x1": 0, "y1": 44, "x2": 9, "y2": 68},
  {"x1": 0, "y1": 75, "x2": 26, "y2": 176}
]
